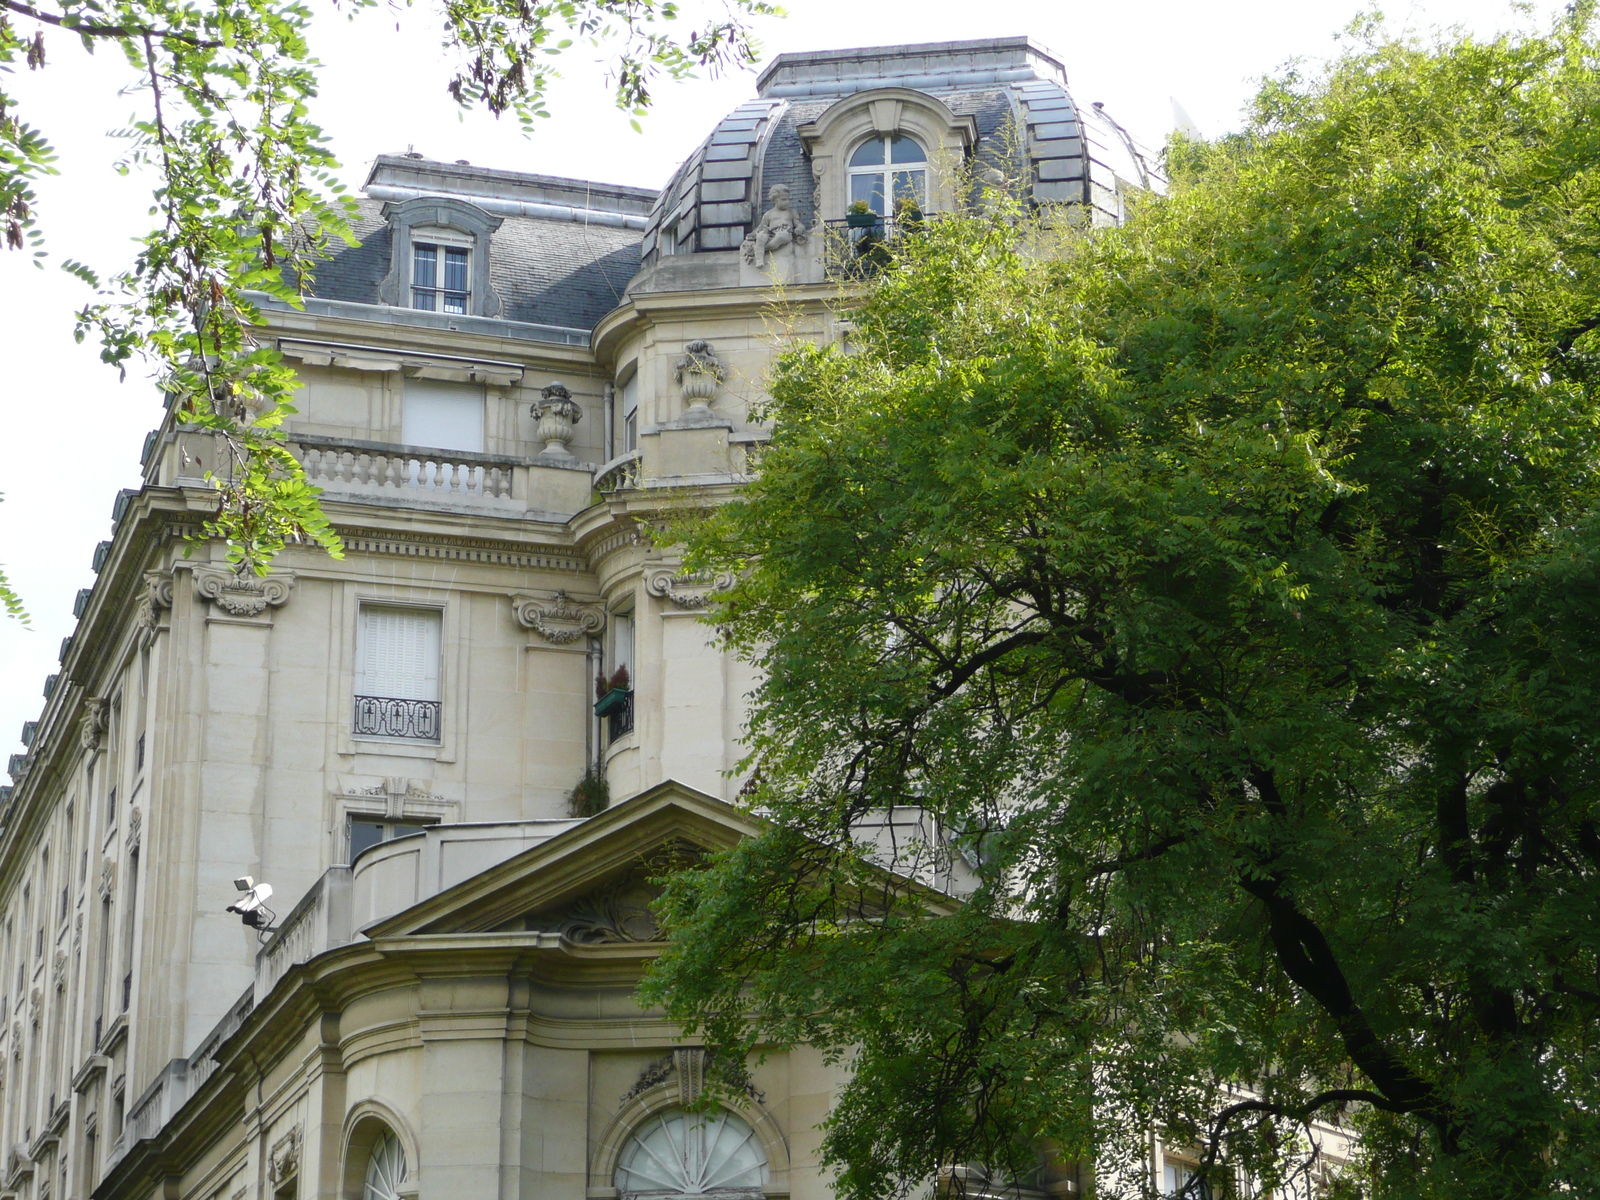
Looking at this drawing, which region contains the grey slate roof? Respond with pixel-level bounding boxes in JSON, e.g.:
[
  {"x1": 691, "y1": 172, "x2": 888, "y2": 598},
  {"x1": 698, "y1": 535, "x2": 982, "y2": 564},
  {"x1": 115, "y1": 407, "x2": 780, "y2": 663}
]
[
  {"x1": 309, "y1": 193, "x2": 642, "y2": 332},
  {"x1": 640, "y1": 37, "x2": 1164, "y2": 266}
]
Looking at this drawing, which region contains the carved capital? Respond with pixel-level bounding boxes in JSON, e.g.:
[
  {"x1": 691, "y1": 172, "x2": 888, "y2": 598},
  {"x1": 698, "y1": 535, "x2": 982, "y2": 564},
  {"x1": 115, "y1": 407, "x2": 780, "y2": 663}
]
[
  {"x1": 644, "y1": 565, "x2": 734, "y2": 610},
  {"x1": 125, "y1": 807, "x2": 141, "y2": 850},
  {"x1": 193, "y1": 567, "x2": 294, "y2": 618},
  {"x1": 99, "y1": 858, "x2": 116, "y2": 900},
  {"x1": 511, "y1": 591, "x2": 604, "y2": 645},
  {"x1": 136, "y1": 570, "x2": 174, "y2": 630}
]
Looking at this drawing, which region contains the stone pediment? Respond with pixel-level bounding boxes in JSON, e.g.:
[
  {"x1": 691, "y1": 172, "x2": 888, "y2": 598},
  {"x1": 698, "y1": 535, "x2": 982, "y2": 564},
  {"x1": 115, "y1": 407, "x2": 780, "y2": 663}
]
[{"x1": 361, "y1": 781, "x2": 756, "y2": 940}]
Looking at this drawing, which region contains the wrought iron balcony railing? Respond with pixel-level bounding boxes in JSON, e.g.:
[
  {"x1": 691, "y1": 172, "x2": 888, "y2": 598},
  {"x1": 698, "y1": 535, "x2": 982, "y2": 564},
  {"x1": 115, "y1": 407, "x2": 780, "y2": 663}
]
[{"x1": 353, "y1": 696, "x2": 442, "y2": 741}]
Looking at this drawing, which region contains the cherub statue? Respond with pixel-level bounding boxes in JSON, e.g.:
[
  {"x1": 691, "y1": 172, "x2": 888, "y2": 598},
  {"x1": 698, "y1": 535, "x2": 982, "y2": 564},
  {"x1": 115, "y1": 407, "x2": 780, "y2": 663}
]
[{"x1": 741, "y1": 184, "x2": 806, "y2": 267}]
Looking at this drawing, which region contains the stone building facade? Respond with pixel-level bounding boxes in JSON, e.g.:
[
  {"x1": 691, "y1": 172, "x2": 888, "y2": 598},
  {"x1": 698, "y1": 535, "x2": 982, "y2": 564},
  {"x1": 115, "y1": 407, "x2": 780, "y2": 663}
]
[{"x1": 0, "y1": 37, "x2": 1189, "y2": 1200}]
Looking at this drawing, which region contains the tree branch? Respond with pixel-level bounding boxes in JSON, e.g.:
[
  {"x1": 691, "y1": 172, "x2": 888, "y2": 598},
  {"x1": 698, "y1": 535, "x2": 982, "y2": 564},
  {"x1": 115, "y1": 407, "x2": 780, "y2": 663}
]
[{"x1": 3, "y1": 0, "x2": 221, "y2": 47}]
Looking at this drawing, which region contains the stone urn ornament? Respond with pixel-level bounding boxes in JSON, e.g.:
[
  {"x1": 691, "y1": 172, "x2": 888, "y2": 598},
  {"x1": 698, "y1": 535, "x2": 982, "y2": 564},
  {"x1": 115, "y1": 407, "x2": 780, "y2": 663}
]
[
  {"x1": 532, "y1": 381, "x2": 582, "y2": 460},
  {"x1": 673, "y1": 340, "x2": 725, "y2": 419}
]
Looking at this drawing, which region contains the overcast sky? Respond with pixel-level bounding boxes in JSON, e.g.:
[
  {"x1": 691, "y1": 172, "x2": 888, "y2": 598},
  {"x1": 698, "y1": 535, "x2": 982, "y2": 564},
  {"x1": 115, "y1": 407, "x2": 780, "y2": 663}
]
[{"x1": 0, "y1": 0, "x2": 1568, "y2": 769}]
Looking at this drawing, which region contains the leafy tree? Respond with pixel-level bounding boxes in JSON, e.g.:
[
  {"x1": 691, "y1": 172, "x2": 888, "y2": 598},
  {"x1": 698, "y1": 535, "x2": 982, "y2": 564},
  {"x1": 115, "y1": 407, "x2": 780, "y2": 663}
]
[
  {"x1": 644, "y1": 13, "x2": 1600, "y2": 1199},
  {"x1": 0, "y1": 0, "x2": 771, "y2": 582}
]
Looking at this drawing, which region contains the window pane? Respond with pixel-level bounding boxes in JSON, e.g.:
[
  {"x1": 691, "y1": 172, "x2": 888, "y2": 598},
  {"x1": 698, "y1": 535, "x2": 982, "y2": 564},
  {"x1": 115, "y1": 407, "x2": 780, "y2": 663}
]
[
  {"x1": 350, "y1": 820, "x2": 385, "y2": 860},
  {"x1": 849, "y1": 136, "x2": 885, "y2": 167},
  {"x1": 850, "y1": 173, "x2": 885, "y2": 214},
  {"x1": 442, "y1": 247, "x2": 469, "y2": 293},
  {"x1": 402, "y1": 380, "x2": 485, "y2": 452},
  {"x1": 892, "y1": 170, "x2": 926, "y2": 206},
  {"x1": 442, "y1": 291, "x2": 467, "y2": 316},
  {"x1": 412, "y1": 244, "x2": 437, "y2": 287},
  {"x1": 357, "y1": 606, "x2": 441, "y2": 701},
  {"x1": 889, "y1": 135, "x2": 927, "y2": 164}
]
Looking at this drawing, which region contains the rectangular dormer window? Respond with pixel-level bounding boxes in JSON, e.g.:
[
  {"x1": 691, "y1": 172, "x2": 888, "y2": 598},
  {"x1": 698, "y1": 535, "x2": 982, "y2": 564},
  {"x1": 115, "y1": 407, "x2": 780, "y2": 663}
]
[{"x1": 411, "y1": 242, "x2": 470, "y2": 313}]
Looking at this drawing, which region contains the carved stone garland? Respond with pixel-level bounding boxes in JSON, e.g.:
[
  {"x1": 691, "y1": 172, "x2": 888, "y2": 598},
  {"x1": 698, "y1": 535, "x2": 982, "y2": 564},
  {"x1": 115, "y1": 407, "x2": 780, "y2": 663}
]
[
  {"x1": 511, "y1": 591, "x2": 605, "y2": 645},
  {"x1": 192, "y1": 568, "x2": 294, "y2": 618}
]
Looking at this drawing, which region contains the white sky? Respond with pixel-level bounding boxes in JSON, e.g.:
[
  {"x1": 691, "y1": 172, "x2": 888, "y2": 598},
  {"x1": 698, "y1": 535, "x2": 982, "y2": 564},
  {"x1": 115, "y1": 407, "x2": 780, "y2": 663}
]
[{"x1": 0, "y1": 0, "x2": 1568, "y2": 768}]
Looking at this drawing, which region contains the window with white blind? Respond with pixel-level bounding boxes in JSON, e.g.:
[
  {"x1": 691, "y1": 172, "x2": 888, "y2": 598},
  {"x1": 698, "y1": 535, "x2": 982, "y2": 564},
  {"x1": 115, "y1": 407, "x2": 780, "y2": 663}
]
[
  {"x1": 402, "y1": 380, "x2": 485, "y2": 453},
  {"x1": 354, "y1": 606, "x2": 443, "y2": 741}
]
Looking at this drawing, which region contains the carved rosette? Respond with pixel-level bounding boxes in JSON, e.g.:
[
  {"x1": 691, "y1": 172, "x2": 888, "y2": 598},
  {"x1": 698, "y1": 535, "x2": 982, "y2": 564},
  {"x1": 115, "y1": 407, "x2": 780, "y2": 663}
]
[
  {"x1": 673, "y1": 340, "x2": 725, "y2": 414},
  {"x1": 644, "y1": 566, "x2": 735, "y2": 610},
  {"x1": 193, "y1": 568, "x2": 293, "y2": 618},
  {"x1": 136, "y1": 570, "x2": 175, "y2": 630},
  {"x1": 531, "y1": 381, "x2": 582, "y2": 460},
  {"x1": 511, "y1": 591, "x2": 604, "y2": 645},
  {"x1": 79, "y1": 699, "x2": 107, "y2": 752}
]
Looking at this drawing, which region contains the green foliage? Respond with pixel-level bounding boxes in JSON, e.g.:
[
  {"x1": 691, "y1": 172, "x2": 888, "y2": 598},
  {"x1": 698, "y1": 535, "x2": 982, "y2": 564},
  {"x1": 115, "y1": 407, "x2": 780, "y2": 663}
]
[
  {"x1": 1, "y1": 0, "x2": 774, "y2": 574},
  {"x1": 0, "y1": 496, "x2": 26, "y2": 624},
  {"x1": 644, "y1": 12, "x2": 1600, "y2": 1200},
  {"x1": 570, "y1": 764, "x2": 610, "y2": 818}
]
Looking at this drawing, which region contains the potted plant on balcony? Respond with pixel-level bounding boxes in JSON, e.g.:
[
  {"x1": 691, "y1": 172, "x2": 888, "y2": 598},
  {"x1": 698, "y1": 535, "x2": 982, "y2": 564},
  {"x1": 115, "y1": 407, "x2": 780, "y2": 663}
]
[
  {"x1": 845, "y1": 199, "x2": 880, "y2": 229},
  {"x1": 594, "y1": 665, "x2": 632, "y2": 716},
  {"x1": 895, "y1": 195, "x2": 925, "y2": 233}
]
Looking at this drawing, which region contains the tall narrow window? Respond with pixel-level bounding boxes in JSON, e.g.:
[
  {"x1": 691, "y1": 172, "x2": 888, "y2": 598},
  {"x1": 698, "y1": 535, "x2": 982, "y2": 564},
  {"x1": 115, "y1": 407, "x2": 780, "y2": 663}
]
[
  {"x1": 120, "y1": 851, "x2": 139, "y2": 1013},
  {"x1": 619, "y1": 372, "x2": 640, "y2": 454},
  {"x1": 848, "y1": 134, "x2": 928, "y2": 216},
  {"x1": 401, "y1": 380, "x2": 485, "y2": 454},
  {"x1": 354, "y1": 606, "x2": 443, "y2": 742},
  {"x1": 411, "y1": 242, "x2": 470, "y2": 313}
]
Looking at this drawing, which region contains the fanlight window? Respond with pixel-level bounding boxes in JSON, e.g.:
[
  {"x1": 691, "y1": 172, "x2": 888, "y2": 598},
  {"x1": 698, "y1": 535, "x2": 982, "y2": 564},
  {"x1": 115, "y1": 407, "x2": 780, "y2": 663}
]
[
  {"x1": 616, "y1": 1109, "x2": 768, "y2": 1197},
  {"x1": 363, "y1": 1132, "x2": 408, "y2": 1200},
  {"x1": 848, "y1": 134, "x2": 927, "y2": 216}
]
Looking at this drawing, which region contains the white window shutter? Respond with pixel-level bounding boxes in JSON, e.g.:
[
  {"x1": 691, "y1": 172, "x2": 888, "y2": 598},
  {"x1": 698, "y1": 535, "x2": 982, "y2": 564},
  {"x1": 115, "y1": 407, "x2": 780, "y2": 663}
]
[
  {"x1": 358, "y1": 607, "x2": 441, "y2": 700},
  {"x1": 402, "y1": 380, "x2": 485, "y2": 452}
]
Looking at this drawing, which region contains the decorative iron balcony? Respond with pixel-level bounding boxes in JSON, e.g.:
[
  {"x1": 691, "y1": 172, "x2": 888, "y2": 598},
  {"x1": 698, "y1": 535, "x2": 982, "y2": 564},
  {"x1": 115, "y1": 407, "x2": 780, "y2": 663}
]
[{"x1": 353, "y1": 696, "x2": 442, "y2": 741}]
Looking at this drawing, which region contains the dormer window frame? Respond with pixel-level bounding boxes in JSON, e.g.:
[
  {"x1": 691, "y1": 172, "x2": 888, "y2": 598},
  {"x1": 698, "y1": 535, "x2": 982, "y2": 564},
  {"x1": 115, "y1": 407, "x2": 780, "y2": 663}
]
[
  {"x1": 798, "y1": 87, "x2": 978, "y2": 223},
  {"x1": 378, "y1": 196, "x2": 504, "y2": 319}
]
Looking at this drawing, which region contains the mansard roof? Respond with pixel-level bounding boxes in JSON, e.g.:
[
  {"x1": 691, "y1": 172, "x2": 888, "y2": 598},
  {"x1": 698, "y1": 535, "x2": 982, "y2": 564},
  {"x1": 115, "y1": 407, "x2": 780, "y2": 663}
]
[{"x1": 305, "y1": 155, "x2": 648, "y2": 332}]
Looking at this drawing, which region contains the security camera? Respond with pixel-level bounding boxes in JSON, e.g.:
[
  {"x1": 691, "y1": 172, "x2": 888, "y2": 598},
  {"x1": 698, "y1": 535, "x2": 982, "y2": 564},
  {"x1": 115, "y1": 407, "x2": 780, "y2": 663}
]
[{"x1": 226, "y1": 879, "x2": 276, "y2": 930}]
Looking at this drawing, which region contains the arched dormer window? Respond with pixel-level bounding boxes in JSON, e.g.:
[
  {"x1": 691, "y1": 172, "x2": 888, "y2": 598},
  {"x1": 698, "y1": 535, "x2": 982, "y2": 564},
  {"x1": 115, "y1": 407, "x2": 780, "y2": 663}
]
[
  {"x1": 848, "y1": 134, "x2": 927, "y2": 216},
  {"x1": 378, "y1": 196, "x2": 503, "y2": 318},
  {"x1": 799, "y1": 88, "x2": 976, "y2": 222}
]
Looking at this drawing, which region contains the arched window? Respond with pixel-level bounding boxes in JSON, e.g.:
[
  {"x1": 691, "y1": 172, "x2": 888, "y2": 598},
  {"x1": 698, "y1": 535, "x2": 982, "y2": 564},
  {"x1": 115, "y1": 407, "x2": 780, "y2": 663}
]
[
  {"x1": 616, "y1": 1109, "x2": 768, "y2": 1197},
  {"x1": 847, "y1": 134, "x2": 928, "y2": 216},
  {"x1": 363, "y1": 1132, "x2": 408, "y2": 1200}
]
